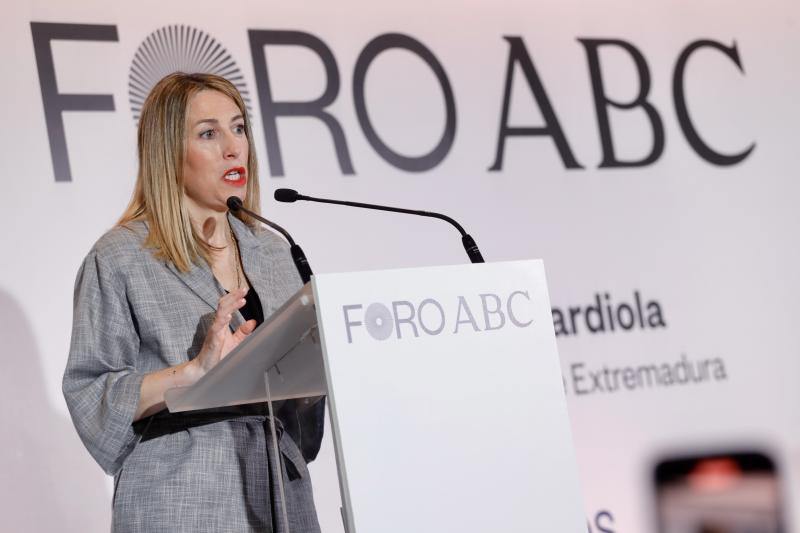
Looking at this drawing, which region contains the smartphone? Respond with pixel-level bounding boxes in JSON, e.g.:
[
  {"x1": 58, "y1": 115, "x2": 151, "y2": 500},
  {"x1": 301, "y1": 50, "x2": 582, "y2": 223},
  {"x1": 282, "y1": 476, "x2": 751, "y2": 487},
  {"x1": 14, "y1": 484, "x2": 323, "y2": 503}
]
[{"x1": 654, "y1": 451, "x2": 785, "y2": 533}]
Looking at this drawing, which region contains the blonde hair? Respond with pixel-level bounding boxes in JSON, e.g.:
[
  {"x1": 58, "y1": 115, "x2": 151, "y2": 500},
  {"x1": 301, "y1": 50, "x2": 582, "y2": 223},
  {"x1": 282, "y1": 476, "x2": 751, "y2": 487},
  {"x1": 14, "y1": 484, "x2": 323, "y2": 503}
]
[{"x1": 118, "y1": 72, "x2": 260, "y2": 272}]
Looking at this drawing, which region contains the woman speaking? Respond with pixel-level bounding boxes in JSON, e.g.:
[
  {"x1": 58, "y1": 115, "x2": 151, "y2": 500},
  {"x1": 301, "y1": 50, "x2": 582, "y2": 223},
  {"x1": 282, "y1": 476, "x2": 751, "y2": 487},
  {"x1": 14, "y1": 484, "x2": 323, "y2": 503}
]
[{"x1": 63, "y1": 73, "x2": 323, "y2": 532}]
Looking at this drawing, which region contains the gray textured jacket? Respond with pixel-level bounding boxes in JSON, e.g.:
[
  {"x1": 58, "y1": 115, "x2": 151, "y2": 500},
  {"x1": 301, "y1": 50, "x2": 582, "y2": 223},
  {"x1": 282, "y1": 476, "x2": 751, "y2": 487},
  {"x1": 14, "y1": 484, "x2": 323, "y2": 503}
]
[{"x1": 63, "y1": 215, "x2": 322, "y2": 533}]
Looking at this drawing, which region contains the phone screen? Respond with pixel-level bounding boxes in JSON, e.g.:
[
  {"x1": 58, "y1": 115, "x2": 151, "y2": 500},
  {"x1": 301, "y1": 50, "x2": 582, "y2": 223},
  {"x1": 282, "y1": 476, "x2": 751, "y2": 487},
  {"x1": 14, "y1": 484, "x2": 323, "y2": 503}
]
[{"x1": 654, "y1": 451, "x2": 784, "y2": 533}]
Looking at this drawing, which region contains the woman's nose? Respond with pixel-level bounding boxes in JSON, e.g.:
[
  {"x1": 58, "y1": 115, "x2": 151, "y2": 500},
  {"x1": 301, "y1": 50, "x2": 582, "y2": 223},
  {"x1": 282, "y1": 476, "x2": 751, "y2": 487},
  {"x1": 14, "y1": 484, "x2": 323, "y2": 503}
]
[{"x1": 223, "y1": 132, "x2": 242, "y2": 159}]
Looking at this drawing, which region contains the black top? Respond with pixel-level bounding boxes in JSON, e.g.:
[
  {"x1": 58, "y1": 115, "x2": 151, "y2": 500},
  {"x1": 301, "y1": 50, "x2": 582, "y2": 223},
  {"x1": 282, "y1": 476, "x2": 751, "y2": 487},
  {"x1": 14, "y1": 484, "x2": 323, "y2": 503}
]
[
  {"x1": 223, "y1": 285, "x2": 264, "y2": 325},
  {"x1": 240, "y1": 286, "x2": 264, "y2": 325}
]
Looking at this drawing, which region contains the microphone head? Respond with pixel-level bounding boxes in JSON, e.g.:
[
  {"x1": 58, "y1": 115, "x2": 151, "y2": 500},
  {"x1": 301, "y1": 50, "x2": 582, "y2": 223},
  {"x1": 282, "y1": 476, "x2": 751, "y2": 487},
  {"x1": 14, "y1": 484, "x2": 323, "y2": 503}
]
[
  {"x1": 274, "y1": 188, "x2": 299, "y2": 203},
  {"x1": 226, "y1": 196, "x2": 244, "y2": 211}
]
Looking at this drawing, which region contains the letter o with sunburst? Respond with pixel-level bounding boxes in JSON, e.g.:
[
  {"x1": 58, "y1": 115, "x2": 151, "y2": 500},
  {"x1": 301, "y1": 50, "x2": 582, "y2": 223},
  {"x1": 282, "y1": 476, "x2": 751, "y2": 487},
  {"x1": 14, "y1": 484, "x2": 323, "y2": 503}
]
[{"x1": 128, "y1": 25, "x2": 250, "y2": 123}]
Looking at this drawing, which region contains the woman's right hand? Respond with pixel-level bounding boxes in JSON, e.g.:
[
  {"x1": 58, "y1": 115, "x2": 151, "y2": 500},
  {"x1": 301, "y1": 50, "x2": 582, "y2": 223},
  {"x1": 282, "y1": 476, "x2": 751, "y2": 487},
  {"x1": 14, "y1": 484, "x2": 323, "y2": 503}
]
[{"x1": 192, "y1": 287, "x2": 257, "y2": 376}]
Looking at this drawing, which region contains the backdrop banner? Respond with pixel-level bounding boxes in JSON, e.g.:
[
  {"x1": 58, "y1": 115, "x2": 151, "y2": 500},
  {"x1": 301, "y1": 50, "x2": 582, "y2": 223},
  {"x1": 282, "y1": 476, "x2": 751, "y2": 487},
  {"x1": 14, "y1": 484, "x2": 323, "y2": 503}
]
[{"x1": 2, "y1": 0, "x2": 799, "y2": 531}]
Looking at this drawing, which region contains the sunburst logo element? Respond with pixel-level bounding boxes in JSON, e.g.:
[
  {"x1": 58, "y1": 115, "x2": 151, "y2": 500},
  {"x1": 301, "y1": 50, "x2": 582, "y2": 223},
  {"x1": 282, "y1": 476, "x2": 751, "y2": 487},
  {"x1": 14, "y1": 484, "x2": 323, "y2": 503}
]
[{"x1": 128, "y1": 25, "x2": 250, "y2": 122}]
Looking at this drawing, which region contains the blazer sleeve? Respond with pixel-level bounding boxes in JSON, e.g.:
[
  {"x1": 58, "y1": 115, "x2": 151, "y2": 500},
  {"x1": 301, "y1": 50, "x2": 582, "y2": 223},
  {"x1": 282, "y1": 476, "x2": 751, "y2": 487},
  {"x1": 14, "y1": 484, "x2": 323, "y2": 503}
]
[{"x1": 63, "y1": 248, "x2": 144, "y2": 476}]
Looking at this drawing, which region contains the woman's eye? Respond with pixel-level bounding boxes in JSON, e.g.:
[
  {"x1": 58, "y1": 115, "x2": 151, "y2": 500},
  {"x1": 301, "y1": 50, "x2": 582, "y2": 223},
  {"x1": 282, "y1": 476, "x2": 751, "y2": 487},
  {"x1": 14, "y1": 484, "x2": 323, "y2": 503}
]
[
  {"x1": 200, "y1": 129, "x2": 215, "y2": 139},
  {"x1": 234, "y1": 124, "x2": 246, "y2": 135}
]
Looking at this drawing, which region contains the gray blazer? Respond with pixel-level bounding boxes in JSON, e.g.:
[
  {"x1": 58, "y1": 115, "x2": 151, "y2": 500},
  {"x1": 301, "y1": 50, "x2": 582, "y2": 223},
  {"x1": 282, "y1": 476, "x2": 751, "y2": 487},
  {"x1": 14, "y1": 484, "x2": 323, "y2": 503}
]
[{"x1": 63, "y1": 215, "x2": 322, "y2": 533}]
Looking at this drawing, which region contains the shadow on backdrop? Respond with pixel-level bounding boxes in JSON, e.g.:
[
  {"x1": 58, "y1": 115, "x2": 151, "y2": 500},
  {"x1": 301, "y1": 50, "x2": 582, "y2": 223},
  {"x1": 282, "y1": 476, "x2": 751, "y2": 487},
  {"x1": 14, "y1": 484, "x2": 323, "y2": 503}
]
[{"x1": 0, "y1": 288, "x2": 110, "y2": 531}]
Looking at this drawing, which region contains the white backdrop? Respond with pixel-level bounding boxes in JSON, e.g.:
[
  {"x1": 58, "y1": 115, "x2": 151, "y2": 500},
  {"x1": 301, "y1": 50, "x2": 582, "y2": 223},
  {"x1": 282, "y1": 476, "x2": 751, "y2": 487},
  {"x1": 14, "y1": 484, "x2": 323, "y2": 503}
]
[{"x1": 2, "y1": 0, "x2": 799, "y2": 531}]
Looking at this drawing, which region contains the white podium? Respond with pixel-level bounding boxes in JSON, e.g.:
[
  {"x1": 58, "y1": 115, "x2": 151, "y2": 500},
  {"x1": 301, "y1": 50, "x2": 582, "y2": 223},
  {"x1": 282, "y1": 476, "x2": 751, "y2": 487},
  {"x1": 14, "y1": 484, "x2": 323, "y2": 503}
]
[{"x1": 166, "y1": 260, "x2": 585, "y2": 532}]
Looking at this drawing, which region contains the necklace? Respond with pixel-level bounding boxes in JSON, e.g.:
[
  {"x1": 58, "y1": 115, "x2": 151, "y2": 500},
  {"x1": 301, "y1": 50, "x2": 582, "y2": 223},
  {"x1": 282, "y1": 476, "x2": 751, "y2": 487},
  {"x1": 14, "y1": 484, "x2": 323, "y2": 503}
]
[{"x1": 229, "y1": 223, "x2": 243, "y2": 290}]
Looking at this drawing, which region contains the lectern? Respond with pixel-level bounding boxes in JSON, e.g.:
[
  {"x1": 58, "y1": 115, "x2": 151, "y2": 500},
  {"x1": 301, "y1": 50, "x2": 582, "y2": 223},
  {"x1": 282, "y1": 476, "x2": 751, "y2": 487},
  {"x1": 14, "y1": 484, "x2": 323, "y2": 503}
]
[{"x1": 166, "y1": 260, "x2": 585, "y2": 532}]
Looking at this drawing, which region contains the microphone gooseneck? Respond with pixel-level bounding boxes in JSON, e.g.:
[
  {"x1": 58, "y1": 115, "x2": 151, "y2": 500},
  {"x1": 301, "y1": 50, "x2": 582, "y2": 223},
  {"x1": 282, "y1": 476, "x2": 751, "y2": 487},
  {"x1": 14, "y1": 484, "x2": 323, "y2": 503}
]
[
  {"x1": 273, "y1": 188, "x2": 485, "y2": 264},
  {"x1": 226, "y1": 196, "x2": 313, "y2": 284}
]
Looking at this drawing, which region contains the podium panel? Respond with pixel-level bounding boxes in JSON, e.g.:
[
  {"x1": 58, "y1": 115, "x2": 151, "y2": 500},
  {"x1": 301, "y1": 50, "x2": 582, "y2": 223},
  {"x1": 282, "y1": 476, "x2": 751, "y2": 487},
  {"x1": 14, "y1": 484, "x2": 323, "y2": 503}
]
[{"x1": 313, "y1": 260, "x2": 585, "y2": 533}]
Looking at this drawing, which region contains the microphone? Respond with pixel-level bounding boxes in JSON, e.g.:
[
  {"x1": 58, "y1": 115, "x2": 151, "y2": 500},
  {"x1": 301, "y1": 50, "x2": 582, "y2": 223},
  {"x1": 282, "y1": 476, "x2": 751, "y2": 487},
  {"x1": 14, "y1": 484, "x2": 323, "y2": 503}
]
[
  {"x1": 226, "y1": 196, "x2": 313, "y2": 284},
  {"x1": 273, "y1": 188, "x2": 485, "y2": 263}
]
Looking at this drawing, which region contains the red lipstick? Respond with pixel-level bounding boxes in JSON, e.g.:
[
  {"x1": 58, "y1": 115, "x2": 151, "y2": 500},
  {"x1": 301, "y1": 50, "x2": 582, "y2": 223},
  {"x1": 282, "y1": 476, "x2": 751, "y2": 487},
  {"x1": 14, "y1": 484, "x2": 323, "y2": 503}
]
[{"x1": 222, "y1": 166, "x2": 247, "y2": 187}]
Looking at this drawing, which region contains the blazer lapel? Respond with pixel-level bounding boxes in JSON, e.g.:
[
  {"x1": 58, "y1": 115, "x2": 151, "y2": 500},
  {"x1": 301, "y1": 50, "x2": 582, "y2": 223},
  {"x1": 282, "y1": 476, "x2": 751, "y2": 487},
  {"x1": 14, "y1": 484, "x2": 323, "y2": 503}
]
[
  {"x1": 165, "y1": 259, "x2": 224, "y2": 314},
  {"x1": 166, "y1": 258, "x2": 249, "y2": 332},
  {"x1": 133, "y1": 218, "x2": 220, "y2": 315},
  {"x1": 162, "y1": 219, "x2": 250, "y2": 331}
]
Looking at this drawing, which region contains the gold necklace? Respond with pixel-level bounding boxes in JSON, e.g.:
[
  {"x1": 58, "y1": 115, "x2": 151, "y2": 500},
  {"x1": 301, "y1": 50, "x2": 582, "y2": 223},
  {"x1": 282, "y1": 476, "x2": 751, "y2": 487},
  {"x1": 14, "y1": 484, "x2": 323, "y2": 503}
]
[{"x1": 228, "y1": 223, "x2": 243, "y2": 290}]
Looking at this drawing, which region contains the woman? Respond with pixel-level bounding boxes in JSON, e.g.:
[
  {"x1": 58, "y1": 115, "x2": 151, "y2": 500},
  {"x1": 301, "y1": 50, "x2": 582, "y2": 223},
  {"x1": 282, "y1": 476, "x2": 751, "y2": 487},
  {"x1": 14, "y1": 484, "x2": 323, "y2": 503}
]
[{"x1": 63, "y1": 73, "x2": 323, "y2": 532}]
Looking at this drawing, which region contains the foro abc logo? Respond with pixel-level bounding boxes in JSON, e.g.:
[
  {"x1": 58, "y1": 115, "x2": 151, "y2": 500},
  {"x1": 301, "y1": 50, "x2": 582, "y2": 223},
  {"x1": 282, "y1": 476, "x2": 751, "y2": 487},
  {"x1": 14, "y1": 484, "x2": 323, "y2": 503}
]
[{"x1": 342, "y1": 291, "x2": 533, "y2": 343}]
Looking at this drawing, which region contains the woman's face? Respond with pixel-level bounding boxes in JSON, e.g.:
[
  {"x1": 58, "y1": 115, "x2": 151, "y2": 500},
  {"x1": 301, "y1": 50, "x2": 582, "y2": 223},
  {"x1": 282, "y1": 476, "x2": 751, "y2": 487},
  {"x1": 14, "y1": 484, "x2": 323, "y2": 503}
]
[{"x1": 182, "y1": 89, "x2": 249, "y2": 217}]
